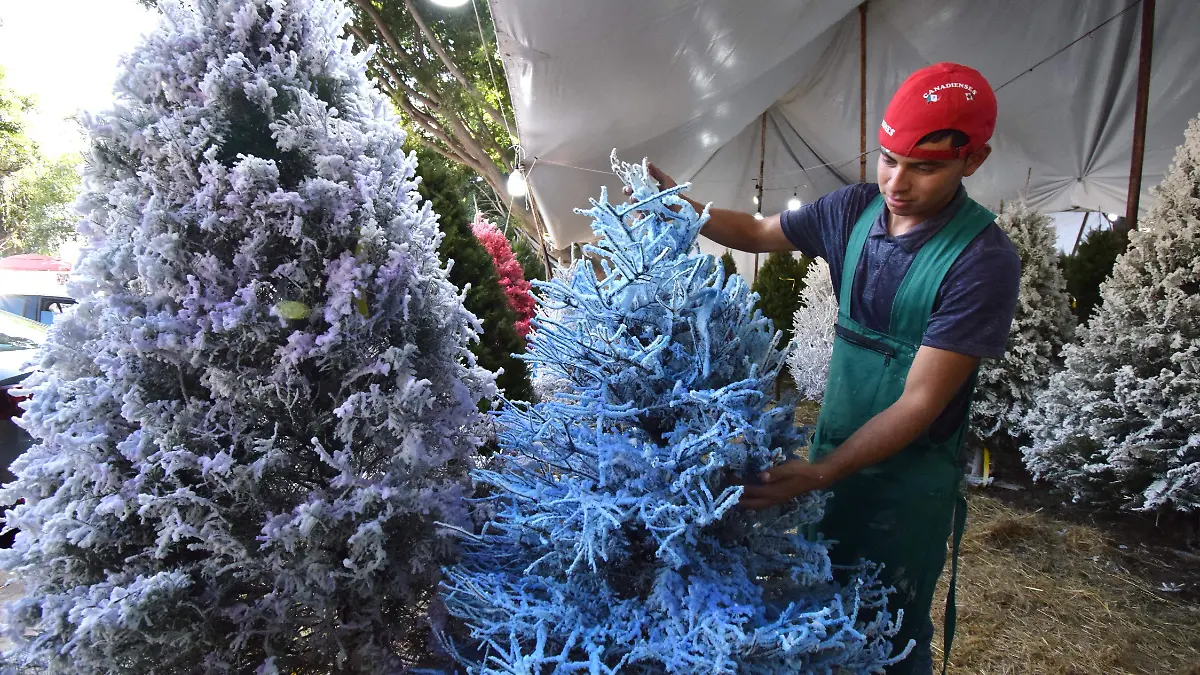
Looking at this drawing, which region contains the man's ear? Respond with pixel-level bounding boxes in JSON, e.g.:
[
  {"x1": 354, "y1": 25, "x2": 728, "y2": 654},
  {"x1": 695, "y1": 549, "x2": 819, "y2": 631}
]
[{"x1": 963, "y1": 144, "x2": 992, "y2": 177}]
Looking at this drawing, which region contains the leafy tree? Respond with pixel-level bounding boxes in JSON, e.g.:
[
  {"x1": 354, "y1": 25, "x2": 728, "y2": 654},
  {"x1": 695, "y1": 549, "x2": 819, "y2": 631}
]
[
  {"x1": 0, "y1": 2, "x2": 494, "y2": 671},
  {"x1": 1061, "y1": 226, "x2": 1129, "y2": 321},
  {"x1": 416, "y1": 146, "x2": 532, "y2": 402},
  {"x1": 751, "y1": 251, "x2": 809, "y2": 345},
  {"x1": 0, "y1": 154, "x2": 81, "y2": 255},
  {"x1": 346, "y1": 0, "x2": 544, "y2": 244},
  {"x1": 0, "y1": 66, "x2": 36, "y2": 180},
  {"x1": 0, "y1": 68, "x2": 81, "y2": 255}
]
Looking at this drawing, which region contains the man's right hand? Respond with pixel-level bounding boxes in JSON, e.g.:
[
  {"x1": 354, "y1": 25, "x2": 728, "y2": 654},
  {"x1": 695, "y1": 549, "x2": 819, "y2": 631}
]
[
  {"x1": 617, "y1": 162, "x2": 793, "y2": 254},
  {"x1": 623, "y1": 162, "x2": 678, "y2": 197},
  {"x1": 647, "y1": 163, "x2": 678, "y2": 191}
]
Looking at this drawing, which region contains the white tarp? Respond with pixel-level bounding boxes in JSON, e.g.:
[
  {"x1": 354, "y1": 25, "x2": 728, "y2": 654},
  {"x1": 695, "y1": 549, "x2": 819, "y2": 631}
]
[{"x1": 489, "y1": 0, "x2": 1200, "y2": 270}]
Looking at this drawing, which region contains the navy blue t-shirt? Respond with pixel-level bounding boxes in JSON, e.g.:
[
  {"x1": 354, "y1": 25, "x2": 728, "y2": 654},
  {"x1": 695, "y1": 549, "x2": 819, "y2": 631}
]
[{"x1": 780, "y1": 182, "x2": 1021, "y2": 439}]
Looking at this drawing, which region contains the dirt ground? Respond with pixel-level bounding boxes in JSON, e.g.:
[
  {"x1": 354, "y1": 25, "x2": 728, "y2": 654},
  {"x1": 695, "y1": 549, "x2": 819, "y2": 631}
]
[{"x1": 931, "y1": 489, "x2": 1200, "y2": 674}]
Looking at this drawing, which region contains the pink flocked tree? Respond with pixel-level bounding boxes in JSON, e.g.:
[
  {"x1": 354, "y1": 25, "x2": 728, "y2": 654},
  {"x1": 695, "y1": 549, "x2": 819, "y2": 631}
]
[{"x1": 472, "y1": 212, "x2": 536, "y2": 338}]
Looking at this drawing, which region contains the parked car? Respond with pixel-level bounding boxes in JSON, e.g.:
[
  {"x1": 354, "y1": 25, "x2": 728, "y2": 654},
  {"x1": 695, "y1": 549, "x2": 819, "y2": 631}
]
[
  {"x1": 0, "y1": 310, "x2": 47, "y2": 482},
  {"x1": 0, "y1": 294, "x2": 75, "y2": 325}
]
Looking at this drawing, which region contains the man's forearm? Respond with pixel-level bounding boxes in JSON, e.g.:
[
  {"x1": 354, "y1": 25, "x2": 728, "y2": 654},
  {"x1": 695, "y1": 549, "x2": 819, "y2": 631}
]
[
  {"x1": 674, "y1": 193, "x2": 779, "y2": 253},
  {"x1": 812, "y1": 396, "x2": 937, "y2": 485},
  {"x1": 699, "y1": 207, "x2": 771, "y2": 253}
]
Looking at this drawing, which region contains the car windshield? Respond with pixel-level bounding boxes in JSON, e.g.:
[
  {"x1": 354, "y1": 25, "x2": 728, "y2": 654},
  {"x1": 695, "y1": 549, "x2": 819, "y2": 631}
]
[{"x1": 0, "y1": 310, "x2": 47, "y2": 350}]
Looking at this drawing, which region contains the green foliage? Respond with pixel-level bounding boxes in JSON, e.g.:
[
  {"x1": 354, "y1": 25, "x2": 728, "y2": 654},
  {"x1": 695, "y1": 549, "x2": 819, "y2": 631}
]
[
  {"x1": 0, "y1": 68, "x2": 81, "y2": 255},
  {"x1": 751, "y1": 251, "x2": 810, "y2": 345},
  {"x1": 0, "y1": 67, "x2": 36, "y2": 180},
  {"x1": 350, "y1": 1, "x2": 515, "y2": 194},
  {"x1": 416, "y1": 147, "x2": 532, "y2": 402},
  {"x1": 513, "y1": 233, "x2": 546, "y2": 282},
  {"x1": 1061, "y1": 227, "x2": 1129, "y2": 321},
  {"x1": 0, "y1": 154, "x2": 81, "y2": 255},
  {"x1": 720, "y1": 250, "x2": 738, "y2": 277}
]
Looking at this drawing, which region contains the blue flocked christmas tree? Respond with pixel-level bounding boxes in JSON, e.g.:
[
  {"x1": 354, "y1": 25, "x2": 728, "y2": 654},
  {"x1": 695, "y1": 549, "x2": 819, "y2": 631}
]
[{"x1": 440, "y1": 153, "x2": 908, "y2": 673}]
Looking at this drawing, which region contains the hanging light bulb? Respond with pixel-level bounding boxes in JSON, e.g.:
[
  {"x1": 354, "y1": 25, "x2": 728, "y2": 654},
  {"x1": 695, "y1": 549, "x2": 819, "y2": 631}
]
[
  {"x1": 787, "y1": 192, "x2": 802, "y2": 211},
  {"x1": 752, "y1": 194, "x2": 759, "y2": 206},
  {"x1": 507, "y1": 170, "x2": 528, "y2": 198},
  {"x1": 754, "y1": 211, "x2": 764, "y2": 220},
  {"x1": 1106, "y1": 212, "x2": 1121, "y2": 221},
  {"x1": 429, "y1": 0, "x2": 470, "y2": 7}
]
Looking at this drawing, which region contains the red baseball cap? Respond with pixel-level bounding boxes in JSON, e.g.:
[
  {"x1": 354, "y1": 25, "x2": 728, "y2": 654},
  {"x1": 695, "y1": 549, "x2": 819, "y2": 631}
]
[{"x1": 879, "y1": 62, "x2": 997, "y2": 161}]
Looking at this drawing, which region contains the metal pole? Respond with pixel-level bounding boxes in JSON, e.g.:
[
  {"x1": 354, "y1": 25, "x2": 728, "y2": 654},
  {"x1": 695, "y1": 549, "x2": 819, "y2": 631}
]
[
  {"x1": 754, "y1": 112, "x2": 766, "y2": 285},
  {"x1": 859, "y1": 2, "x2": 868, "y2": 183},
  {"x1": 758, "y1": 112, "x2": 767, "y2": 204},
  {"x1": 1125, "y1": 0, "x2": 1155, "y2": 230},
  {"x1": 1070, "y1": 211, "x2": 1091, "y2": 257}
]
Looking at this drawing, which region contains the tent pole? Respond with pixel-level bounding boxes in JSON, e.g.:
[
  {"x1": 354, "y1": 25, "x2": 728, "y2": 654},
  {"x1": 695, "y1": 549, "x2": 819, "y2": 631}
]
[
  {"x1": 527, "y1": 191, "x2": 554, "y2": 279},
  {"x1": 754, "y1": 111, "x2": 766, "y2": 286},
  {"x1": 1125, "y1": 0, "x2": 1155, "y2": 231},
  {"x1": 1070, "y1": 212, "x2": 1091, "y2": 257},
  {"x1": 859, "y1": 2, "x2": 868, "y2": 183},
  {"x1": 758, "y1": 111, "x2": 766, "y2": 204}
]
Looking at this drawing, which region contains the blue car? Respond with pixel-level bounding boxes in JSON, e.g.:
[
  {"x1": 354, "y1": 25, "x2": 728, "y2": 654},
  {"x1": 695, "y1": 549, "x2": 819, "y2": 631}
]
[{"x1": 0, "y1": 294, "x2": 75, "y2": 326}]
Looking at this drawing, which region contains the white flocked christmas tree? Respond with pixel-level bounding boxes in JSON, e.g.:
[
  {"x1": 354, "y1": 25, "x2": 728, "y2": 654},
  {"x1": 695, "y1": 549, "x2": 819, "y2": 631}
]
[
  {"x1": 787, "y1": 258, "x2": 837, "y2": 401},
  {"x1": 1022, "y1": 115, "x2": 1200, "y2": 513},
  {"x1": 0, "y1": 1, "x2": 493, "y2": 672},
  {"x1": 971, "y1": 200, "x2": 1074, "y2": 445}
]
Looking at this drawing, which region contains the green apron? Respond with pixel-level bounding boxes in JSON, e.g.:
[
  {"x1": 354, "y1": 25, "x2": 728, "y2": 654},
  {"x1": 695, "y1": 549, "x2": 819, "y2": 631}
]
[{"x1": 809, "y1": 194, "x2": 994, "y2": 674}]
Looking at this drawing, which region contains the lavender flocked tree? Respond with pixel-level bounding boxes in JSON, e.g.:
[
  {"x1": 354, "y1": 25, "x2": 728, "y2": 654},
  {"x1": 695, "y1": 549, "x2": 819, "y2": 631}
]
[
  {"x1": 440, "y1": 153, "x2": 907, "y2": 674},
  {"x1": 0, "y1": 1, "x2": 493, "y2": 672}
]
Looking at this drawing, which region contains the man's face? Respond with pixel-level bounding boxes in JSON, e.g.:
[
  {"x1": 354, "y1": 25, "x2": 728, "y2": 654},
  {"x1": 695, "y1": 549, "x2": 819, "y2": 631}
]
[{"x1": 875, "y1": 137, "x2": 990, "y2": 218}]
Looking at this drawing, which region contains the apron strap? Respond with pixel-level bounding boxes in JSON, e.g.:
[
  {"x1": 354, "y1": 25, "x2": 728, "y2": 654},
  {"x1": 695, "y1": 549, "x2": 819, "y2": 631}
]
[
  {"x1": 889, "y1": 199, "x2": 996, "y2": 345},
  {"x1": 837, "y1": 194, "x2": 886, "y2": 321},
  {"x1": 941, "y1": 491, "x2": 968, "y2": 675}
]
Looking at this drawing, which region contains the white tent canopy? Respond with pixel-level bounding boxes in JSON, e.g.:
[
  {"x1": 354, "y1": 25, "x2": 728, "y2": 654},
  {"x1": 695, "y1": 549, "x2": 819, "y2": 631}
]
[{"x1": 489, "y1": 0, "x2": 1200, "y2": 267}]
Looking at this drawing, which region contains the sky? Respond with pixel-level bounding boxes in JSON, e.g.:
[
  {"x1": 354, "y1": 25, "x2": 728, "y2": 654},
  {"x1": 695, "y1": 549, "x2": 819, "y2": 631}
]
[
  {"x1": 0, "y1": 0, "x2": 158, "y2": 158},
  {"x1": 1051, "y1": 211, "x2": 1116, "y2": 253}
]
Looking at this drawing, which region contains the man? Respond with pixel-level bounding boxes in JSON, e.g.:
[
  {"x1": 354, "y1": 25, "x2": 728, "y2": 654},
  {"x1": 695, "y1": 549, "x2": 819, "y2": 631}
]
[{"x1": 645, "y1": 63, "x2": 1020, "y2": 673}]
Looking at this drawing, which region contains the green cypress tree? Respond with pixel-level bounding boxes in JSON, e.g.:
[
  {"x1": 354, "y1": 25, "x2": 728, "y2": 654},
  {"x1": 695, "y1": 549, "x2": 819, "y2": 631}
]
[
  {"x1": 415, "y1": 147, "x2": 532, "y2": 402},
  {"x1": 720, "y1": 250, "x2": 738, "y2": 277},
  {"x1": 751, "y1": 251, "x2": 809, "y2": 345},
  {"x1": 512, "y1": 232, "x2": 546, "y2": 282},
  {"x1": 1061, "y1": 226, "x2": 1129, "y2": 321}
]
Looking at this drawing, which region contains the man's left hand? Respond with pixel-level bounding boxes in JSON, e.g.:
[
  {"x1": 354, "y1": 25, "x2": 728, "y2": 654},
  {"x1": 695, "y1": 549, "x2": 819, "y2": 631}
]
[{"x1": 738, "y1": 460, "x2": 833, "y2": 510}]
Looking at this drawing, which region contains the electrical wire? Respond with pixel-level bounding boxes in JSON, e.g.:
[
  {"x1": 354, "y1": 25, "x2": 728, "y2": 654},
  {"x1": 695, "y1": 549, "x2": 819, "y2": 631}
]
[
  {"x1": 511, "y1": 2, "x2": 1145, "y2": 210},
  {"x1": 993, "y1": 0, "x2": 1143, "y2": 92},
  {"x1": 470, "y1": 0, "x2": 514, "y2": 142}
]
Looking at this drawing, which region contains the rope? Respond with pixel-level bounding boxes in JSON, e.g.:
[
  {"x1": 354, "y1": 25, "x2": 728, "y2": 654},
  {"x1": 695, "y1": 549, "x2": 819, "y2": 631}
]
[
  {"x1": 471, "y1": 0, "x2": 514, "y2": 142},
  {"x1": 530, "y1": 149, "x2": 877, "y2": 191}
]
